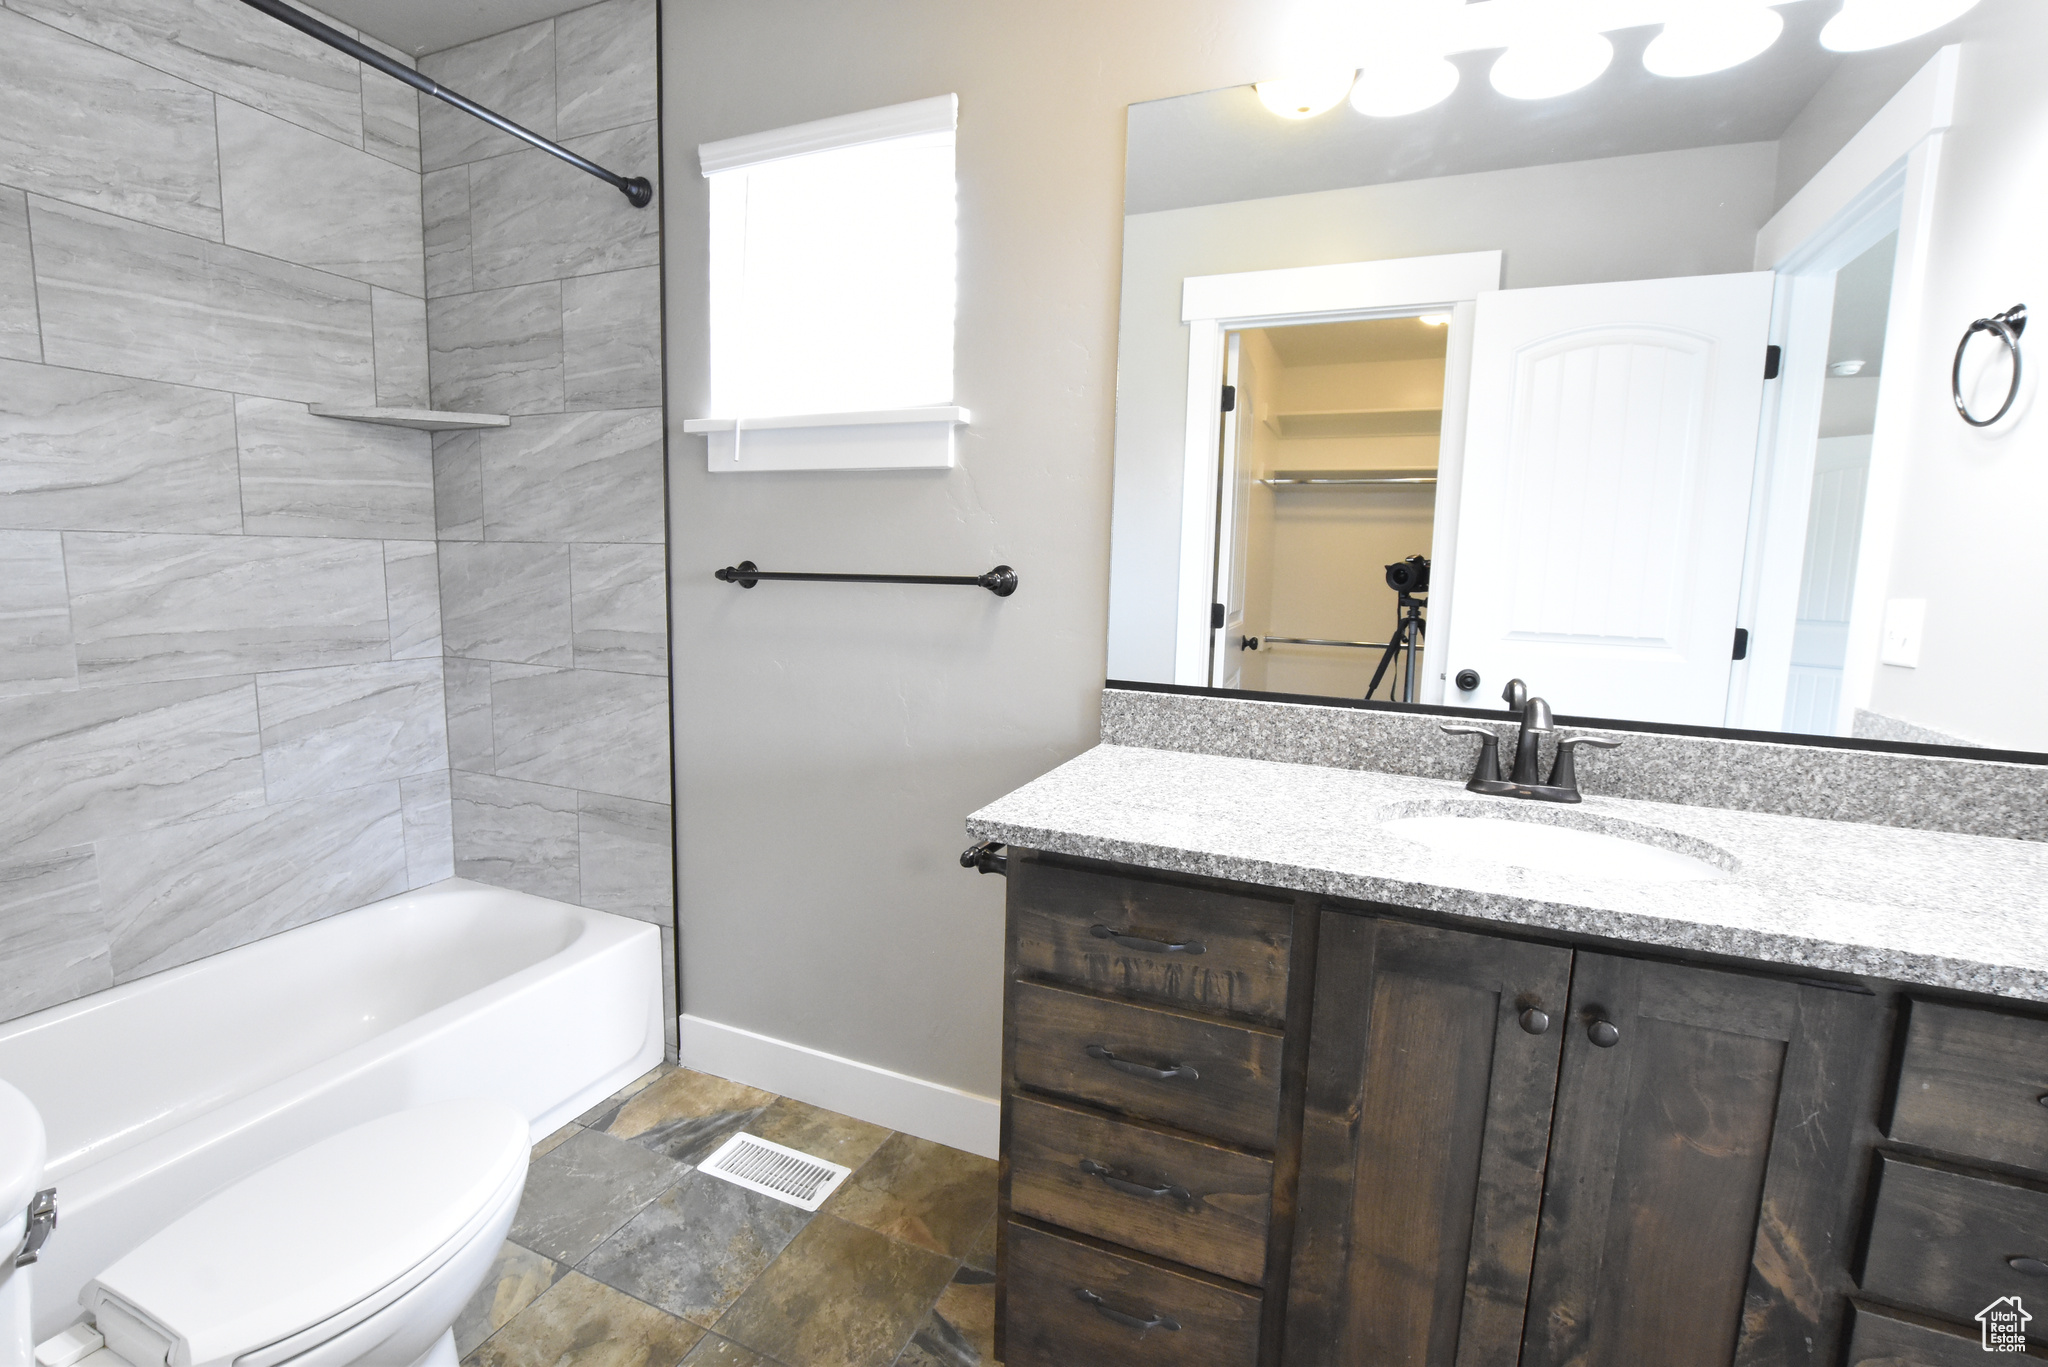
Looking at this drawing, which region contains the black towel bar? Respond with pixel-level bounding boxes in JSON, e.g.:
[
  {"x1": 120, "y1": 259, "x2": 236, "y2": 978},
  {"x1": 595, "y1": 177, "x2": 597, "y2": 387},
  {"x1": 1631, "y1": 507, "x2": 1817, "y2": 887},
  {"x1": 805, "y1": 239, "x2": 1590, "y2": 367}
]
[{"x1": 714, "y1": 561, "x2": 1018, "y2": 596}]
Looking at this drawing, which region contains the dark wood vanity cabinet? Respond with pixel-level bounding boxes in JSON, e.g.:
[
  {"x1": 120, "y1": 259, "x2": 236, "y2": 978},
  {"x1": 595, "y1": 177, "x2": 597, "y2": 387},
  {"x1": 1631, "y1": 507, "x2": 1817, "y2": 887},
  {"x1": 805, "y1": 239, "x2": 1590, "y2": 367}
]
[
  {"x1": 1287, "y1": 913, "x2": 1881, "y2": 1367},
  {"x1": 996, "y1": 851, "x2": 2048, "y2": 1367}
]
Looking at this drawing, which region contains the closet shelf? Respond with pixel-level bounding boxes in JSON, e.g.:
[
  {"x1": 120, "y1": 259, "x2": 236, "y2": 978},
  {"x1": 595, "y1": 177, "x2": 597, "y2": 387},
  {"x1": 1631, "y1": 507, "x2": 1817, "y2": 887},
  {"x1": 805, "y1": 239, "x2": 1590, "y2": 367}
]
[
  {"x1": 308, "y1": 406, "x2": 512, "y2": 432},
  {"x1": 1263, "y1": 407, "x2": 1442, "y2": 438}
]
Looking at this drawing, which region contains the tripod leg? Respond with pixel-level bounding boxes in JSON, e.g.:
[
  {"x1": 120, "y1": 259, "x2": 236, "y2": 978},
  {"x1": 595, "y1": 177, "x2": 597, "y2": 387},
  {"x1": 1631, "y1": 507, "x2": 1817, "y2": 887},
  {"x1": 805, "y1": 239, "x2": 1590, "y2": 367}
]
[{"x1": 1365, "y1": 617, "x2": 1411, "y2": 700}]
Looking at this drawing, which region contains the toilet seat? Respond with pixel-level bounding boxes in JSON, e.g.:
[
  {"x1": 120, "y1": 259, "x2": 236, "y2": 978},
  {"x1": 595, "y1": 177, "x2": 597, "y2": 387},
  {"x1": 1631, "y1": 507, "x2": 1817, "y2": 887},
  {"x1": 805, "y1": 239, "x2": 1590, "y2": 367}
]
[{"x1": 78, "y1": 1101, "x2": 528, "y2": 1367}]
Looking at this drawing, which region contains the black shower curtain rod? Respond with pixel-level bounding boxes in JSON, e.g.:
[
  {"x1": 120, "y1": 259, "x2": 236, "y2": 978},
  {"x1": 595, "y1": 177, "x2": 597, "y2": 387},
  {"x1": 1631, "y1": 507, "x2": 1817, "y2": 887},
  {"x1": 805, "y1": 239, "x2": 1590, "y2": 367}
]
[{"x1": 234, "y1": 0, "x2": 654, "y2": 207}]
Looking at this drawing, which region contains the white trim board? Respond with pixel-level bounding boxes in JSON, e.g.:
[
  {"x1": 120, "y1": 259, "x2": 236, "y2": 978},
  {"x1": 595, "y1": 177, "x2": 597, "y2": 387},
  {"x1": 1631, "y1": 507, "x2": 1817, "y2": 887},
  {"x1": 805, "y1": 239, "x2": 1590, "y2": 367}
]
[
  {"x1": 1755, "y1": 46, "x2": 1957, "y2": 272},
  {"x1": 1181, "y1": 251, "x2": 1502, "y2": 324},
  {"x1": 677, "y1": 1014, "x2": 1000, "y2": 1159},
  {"x1": 1172, "y1": 251, "x2": 1502, "y2": 686},
  {"x1": 686, "y1": 408, "x2": 970, "y2": 472},
  {"x1": 699, "y1": 94, "x2": 958, "y2": 175}
]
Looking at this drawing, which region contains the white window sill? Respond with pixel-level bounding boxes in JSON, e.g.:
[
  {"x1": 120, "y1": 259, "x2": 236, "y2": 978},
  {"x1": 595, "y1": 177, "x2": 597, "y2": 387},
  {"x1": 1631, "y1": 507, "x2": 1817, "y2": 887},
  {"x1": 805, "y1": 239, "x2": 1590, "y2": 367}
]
[{"x1": 684, "y1": 407, "x2": 970, "y2": 472}]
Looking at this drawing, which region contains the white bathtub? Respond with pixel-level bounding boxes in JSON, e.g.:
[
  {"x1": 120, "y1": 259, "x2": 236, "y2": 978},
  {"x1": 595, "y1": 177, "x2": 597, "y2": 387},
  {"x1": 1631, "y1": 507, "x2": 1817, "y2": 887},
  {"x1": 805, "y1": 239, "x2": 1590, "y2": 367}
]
[{"x1": 0, "y1": 878, "x2": 664, "y2": 1338}]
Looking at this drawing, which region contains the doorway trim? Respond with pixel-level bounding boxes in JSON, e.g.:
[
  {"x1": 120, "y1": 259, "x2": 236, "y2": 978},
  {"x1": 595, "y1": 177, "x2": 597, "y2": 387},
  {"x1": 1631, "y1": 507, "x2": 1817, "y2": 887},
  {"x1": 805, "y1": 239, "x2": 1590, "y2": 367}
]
[
  {"x1": 1172, "y1": 251, "x2": 1502, "y2": 686},
  {"x1": 1727, "y1": 45, "x2": 1957, "y2": 732}
]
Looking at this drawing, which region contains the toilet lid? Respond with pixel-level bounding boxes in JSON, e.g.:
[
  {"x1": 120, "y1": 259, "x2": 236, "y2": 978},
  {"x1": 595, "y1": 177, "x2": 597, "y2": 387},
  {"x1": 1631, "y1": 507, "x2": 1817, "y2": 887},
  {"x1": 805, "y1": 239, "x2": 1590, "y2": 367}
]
[{"x1": 81, "y1": 1100, "x2": 528, "y2": 1367}]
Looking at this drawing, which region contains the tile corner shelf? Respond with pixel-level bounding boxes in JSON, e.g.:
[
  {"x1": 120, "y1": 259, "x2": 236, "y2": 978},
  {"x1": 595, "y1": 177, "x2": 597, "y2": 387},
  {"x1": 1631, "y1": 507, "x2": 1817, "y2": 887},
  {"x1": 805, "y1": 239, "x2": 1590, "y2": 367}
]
[{"x1": 307, "y1": 406, "x2": 512, "y2": 432}]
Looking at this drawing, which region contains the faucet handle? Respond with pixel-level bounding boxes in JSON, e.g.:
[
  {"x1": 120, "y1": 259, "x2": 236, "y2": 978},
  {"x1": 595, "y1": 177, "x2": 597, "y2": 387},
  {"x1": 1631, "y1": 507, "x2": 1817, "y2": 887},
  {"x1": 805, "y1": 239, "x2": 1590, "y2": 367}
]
[
  {"x1": 1441, "y1": 724, "x2": 1502, "y2": 786},
  {"x1": 1547, "y1": 735, "x2": 1622, "y2": 794}
]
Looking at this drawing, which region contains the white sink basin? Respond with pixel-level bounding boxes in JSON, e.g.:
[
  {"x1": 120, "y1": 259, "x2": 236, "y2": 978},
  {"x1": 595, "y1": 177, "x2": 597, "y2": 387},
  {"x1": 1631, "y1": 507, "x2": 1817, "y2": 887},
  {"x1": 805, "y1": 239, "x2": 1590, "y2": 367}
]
[{"x1": 1379, "y1": 814, "x2": 1730, "y2": 884}]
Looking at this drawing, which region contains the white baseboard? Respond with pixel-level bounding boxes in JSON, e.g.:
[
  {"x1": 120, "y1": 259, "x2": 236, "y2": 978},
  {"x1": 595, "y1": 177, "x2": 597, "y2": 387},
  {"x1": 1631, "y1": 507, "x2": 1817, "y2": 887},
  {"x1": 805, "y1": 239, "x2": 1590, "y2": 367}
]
[{"x1": 677, "y1": 1013, "x2": 1000, "y2": 1159}]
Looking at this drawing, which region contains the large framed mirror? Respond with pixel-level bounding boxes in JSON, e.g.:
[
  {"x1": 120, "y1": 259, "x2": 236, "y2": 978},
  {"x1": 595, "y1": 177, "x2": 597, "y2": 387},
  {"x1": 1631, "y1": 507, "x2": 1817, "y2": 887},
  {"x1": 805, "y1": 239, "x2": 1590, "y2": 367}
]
[{"x1": 1105, "y1": 0, "x2": 2048, "y2": 756}]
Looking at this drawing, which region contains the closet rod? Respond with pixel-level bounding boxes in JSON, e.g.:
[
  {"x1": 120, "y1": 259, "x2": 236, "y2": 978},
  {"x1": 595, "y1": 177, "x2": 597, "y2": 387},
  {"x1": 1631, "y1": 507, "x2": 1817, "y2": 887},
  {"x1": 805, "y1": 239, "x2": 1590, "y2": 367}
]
[
  {"x1": 234, "y1": 0, "x2": 654, "y2": 207},
  {"x1": 1259, "y1": 476, "x2": 1438, "y2": 486}
]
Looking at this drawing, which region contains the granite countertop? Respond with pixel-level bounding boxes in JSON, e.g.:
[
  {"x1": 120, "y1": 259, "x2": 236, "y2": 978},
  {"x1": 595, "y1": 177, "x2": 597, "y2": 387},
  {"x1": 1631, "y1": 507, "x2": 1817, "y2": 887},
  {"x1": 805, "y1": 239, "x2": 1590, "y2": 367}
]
[{"x1": 966, "y1": 744, "x2": 2048, "y2": 1004}]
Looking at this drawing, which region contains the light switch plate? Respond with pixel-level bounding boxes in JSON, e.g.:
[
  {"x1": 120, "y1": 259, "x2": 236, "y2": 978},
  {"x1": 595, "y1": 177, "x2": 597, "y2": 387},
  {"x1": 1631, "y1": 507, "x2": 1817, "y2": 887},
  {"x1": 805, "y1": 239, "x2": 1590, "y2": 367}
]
[{"x1": 1880, "y1": 598, "x2": 1926, "y2": 668}]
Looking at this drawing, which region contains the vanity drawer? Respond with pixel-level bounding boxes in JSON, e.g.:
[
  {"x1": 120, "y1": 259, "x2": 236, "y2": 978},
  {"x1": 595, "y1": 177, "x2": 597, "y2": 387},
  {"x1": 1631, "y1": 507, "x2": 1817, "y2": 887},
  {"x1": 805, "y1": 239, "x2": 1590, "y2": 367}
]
[
  {"x1": 1004, "y1": 1220, "x2": 1262, "y2": 1367},
  {"x1": 1008, "y1": 1092, "x2": 1274, "y2": 1285},
  {"x1": 1846, "y1": 1303, "x2": 2037, "y2": 1366},
  {"x1": 1010, "y1": 980, "x2": 1284, "y2": 1151},
  {"x1": 1860, "y1": 1156, "x2": 2048, "y2": 1337},
  {"x1": 1011, "y1": 860, "x2": 1293, "y2": 1025},
  {"x1": 1891, "y1": 1000, "x2": 2048, "y2": 1173}
]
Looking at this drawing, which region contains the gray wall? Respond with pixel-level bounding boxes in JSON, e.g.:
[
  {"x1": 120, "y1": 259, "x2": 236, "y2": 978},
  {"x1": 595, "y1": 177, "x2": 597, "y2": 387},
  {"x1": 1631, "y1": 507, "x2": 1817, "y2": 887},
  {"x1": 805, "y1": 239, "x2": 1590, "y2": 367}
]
[
  {"x1": 1863, "y1": 0, "x2": 2048, "y2": 751},
  {"x1": 0, "y1": 0, "x2": 445, "y2": 1022},
  {"x1": 418, "y1": 0, "x2": 676, "y2": 1047},
  {"x1": 659, "y1": 0, "x2": 1314, "y2": 1096},
  {"x1": 1106, "y1": 141, "x2": 1781, "y2": 683}
]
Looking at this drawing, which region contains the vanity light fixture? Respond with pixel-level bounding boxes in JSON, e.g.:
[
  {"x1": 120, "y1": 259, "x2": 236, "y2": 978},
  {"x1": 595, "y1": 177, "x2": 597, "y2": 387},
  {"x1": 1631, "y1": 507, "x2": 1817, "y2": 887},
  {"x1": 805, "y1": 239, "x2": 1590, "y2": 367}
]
[
  {"x1": 1643, "y1": 1, "x2": 1786, "y2": 77},
  {"x1": 1255, "y1": 72, "x2": 1359, "y2": 119},
  {"x1": 1350, "y1": 52, "x2": 1461, "y2": 117},
  {"x1": 1820, "y1": 0, "x2": 1982, "y2": 52},
  {"x1": 1490, "y1": 27, "x2": 1614, "y2": 100}
]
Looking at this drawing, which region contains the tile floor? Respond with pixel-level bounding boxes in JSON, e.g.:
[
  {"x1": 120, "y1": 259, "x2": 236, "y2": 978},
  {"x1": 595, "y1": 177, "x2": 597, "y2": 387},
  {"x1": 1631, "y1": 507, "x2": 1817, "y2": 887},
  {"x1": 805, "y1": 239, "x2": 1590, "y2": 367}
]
[{"x1": 454, "y1": 1064, "x2": 1001, "y2": 1367}]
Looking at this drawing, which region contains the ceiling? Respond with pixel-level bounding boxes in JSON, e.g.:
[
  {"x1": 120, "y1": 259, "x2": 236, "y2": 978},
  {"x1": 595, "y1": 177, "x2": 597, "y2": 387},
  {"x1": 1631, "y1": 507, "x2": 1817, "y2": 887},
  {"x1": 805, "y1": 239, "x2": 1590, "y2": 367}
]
[
  {"x1": 1259, "y1": 317, "x2": 1450, "y2": 367},
  {"x1": 312, "y1": 0, "x2": 591, "y2": 55},
  {"x1": 1128, "y1": 8, "x2": 1860, "y2": 215}
]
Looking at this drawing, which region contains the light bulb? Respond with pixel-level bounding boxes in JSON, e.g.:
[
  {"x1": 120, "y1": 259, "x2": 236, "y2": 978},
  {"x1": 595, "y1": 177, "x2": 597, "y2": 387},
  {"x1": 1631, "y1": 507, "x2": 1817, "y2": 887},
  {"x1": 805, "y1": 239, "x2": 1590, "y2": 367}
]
[
  {"x1": 1350, "y1": 53, "x2": 1460, "y2": 118},
  {"x1": 1820, "y1": 0, "x2": 1981, "y2": 52},
  {"x1": 1644, "y1": 3, "x2": 1785, "y2": 77},
  {"x1": 1255, "y1": 72, "x2": 1359, "y2": 120},
  {"x1": 1490, "y1": 29, "x2": 1614, "y2": 101}
]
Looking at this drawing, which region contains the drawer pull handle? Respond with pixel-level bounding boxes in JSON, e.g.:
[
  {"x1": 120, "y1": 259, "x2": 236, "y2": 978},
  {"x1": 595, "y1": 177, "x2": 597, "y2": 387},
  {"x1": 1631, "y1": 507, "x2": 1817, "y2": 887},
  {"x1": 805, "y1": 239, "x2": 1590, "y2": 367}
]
[
  {"x1": 1090, "y1": 924, "x2": 1206, "y2": 955},
  {"x1": 1075, "y1": 1288, "x2": 1181, "y2": 1334},
  {"x1": 1086, "y1": 1044, "x2": 1199, "y2": 1082},
  {"x1": 2011, "y1": 1256, "x2": 2048, "y2": 1277},
  {"x1": 1079, "y1": 1158, "x2": 1192, "y2": 1201}
]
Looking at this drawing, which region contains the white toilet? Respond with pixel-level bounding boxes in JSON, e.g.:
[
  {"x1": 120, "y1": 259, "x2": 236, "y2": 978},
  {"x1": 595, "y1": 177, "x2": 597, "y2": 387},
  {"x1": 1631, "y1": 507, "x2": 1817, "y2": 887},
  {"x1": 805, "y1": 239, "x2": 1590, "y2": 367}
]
[{"x1": 1, "y1": 1080, "x2": 528, "y2": 1367}]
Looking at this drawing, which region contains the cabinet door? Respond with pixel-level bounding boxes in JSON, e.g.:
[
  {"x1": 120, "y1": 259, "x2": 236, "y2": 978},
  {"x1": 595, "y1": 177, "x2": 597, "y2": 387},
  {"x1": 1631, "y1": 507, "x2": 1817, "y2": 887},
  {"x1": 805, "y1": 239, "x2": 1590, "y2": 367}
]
[
  {"x1": 1283, "y1": 913, "x2": 1573, "y2": 1367},
  {"x1": 1520, "y1": 954, "x2": 1883, "y2": 1367}
]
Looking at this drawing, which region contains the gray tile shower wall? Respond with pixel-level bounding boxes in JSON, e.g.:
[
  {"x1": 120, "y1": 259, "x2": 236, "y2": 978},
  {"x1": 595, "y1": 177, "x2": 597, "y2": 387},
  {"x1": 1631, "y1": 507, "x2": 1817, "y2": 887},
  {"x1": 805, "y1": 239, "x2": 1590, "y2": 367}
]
[
  {"x1": 1100, "y1": 686, "x2": 2048, "y2": 843},
  {"x1": 0, "y1": 0, "x2": 447, "y2": 1023},
  {"x1": 418, "y1": 0, "x2": 674, "y2": 1047}
]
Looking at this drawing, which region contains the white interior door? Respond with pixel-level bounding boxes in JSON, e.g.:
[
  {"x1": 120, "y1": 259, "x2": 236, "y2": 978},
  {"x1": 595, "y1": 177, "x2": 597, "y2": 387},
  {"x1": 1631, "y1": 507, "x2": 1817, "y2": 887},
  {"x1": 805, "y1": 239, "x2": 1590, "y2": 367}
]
[
  {"x1": 1439, "y1": 272, "x2": 1774, "y2": 724},
  {"x1": 1210, "y1": 335, "x2": 1250, "y2": 688}
]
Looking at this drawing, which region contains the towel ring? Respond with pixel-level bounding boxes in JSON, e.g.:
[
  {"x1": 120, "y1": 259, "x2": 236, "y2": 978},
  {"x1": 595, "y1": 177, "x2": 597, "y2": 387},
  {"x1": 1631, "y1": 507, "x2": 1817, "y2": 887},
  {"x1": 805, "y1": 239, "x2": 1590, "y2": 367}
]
[{"x1": 1953, "y1": 303, "x2": 2027, "y2": 427}]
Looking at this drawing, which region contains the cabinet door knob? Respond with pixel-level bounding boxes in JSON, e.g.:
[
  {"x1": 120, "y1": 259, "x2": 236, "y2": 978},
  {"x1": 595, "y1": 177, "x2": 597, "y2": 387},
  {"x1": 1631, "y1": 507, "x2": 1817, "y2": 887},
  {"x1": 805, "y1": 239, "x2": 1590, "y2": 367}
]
[
  {"x1": 2010, "y1": 1256, "x2": 2048, "y2": 1277},
  {"x1": 1588, "y1": 1018, "x2": 1621, "y2": 1048},
  {"x1": 1085, "y1": 1044, "x2": 1200, "y2": 1082},
  {"x1": 1519, "y1": 1008, "x2": 1551, "y2": 1036}
]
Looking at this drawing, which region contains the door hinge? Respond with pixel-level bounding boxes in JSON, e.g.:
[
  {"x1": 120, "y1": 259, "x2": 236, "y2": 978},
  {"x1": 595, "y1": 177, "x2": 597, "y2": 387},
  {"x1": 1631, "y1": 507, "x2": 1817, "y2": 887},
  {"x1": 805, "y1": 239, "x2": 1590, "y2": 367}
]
[
  {"x1": 1221, "y1": 384, "x2": 1237, "y2": 412},
  {"x1": 1764, "y1": 345, "x2": 1782, "y2": 380},
  {"x1": 1212, "y1": 602, "x2": 1226, "y2": 630},
  {"x1": 1733, "y1": 627, "x2": 1750, "y2": 661}
]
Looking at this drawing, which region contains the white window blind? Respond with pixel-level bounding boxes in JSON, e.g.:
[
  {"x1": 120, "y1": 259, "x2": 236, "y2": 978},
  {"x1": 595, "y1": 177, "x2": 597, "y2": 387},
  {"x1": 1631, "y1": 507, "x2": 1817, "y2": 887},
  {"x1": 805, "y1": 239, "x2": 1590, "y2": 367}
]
[{"x1": 701, "y1": 95, "x2": 958, "y2": 422}]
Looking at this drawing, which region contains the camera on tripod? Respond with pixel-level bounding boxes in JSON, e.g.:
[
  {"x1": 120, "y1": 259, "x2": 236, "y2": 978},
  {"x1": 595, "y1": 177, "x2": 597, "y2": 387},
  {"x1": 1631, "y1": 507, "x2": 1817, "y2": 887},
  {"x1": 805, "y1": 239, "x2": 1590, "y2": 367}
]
[
  {"x1": 1367, "y1": 555, "x2": 1430, "y2": 704},
  {"x1": 1385, "y1": 554, "x2": 1430, "y2": 596}
]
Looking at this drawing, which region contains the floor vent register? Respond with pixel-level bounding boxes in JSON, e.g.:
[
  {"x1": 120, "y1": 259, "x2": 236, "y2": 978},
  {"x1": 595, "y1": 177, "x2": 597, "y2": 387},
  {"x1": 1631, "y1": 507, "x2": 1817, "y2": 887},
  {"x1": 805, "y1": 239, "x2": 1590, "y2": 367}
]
[{"x1": 698, "y1": 1132, "x2": 852, "y2": 1211}]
